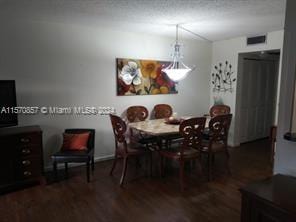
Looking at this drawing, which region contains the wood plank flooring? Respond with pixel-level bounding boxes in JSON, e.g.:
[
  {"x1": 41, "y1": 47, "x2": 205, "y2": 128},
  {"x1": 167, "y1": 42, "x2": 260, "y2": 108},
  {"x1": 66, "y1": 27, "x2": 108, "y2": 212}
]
[{"x1": 0, "y1": 139, "x2": 272, "y2": 222}]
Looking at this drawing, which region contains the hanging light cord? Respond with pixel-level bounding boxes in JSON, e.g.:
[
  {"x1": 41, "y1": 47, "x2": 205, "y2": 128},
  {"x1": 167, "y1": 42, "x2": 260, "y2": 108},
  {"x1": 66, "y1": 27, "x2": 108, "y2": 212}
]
[
  {"x1": 178, "y1": 25, "x2": 212, "y2": 42},
  {"x1": 176, "y1": 24, "x2": 179, "y2": 44}
]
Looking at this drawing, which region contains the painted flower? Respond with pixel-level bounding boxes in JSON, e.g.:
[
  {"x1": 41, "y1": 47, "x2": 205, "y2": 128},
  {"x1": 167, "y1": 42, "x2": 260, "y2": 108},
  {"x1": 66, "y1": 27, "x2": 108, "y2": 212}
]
[
  {"x1": 140, "y1": 60, "x2": 160, "y2": 79},
  {"x1": 155, "y1": 66, "x2": 175, "y2": 88},
  {"x1": 151, "y1": 86, "x2": 169, "y2": 94},
  {"x1": 151, "y1": 88, "x2": 161, "y2": 94},
  {"x1": 120, "y1": 61, "x2": 142, "y2": 85},
  {"x1": 117, "y1": 78, "x2": 131, "y2": 95},
  {"x1": 159, "y1": 86, "x2": 169, "y2": 94}
]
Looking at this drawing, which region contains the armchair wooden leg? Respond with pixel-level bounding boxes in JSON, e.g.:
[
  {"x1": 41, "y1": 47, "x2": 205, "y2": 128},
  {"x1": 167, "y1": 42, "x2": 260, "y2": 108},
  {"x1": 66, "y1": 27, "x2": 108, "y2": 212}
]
[
  {"x1": 225, "y1": 150, "x2": 231, "y2": 176},
  {"x1": 165, "y1": 139, "x2": 169, "y2": 149},
  {"x1": 150, "y1": 151, "x2": 153, "y2": 177},
  {"x1": 212, "y1": 154, "x2": 215, "y2": 163},
  {"x1": 144, "y1": 153, "x2": 149, "y2": 177},
  {"x1": 208, "y1": 153, "x2": 212, "y2": 181},
  {"x1": 160, "y1": 156, "x2": 164, "y2": 177},
  {"x1": 120, "y1": 157, "x2": 128, "y2": 187},
  {"x1": 110, "y1": 154, "x2": 118, "y2": 175},
  {"x1": 65, "y1": 162, "x2": 68, "y2": 179},
  {"x1": 179, "y1": 160, "x2": 185, "y2": 192},
  {"x1": 196, "y1": 158, "x2": 203, "y2": 176},
  {"x1": 135, "y1": 157, "x2": 141, "y2": 169},
  {"x1": 91, "y1": 157, "x2": 95, "y2": 172},
  {"x1": 86, "y1": 161, "x2": 90, "y2": 183},
  {"x1": 53, "y1": 161, "x2": 58, "y2": 182}
]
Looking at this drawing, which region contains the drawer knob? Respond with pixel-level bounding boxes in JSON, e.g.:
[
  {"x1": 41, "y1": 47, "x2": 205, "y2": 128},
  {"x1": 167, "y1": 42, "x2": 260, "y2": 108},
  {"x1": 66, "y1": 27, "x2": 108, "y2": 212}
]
[
  {"x1": 23, "y1": 171, "x2": 32, "y2": 176},
  {"x1": 22, "y1": 160, "x2": 31, "y2": 166},
  {"x1": 20, "y1": 138, "x2": 30, "y2": 143},
  {"x1": 22, "y1": 149, "x2": 31, "y2": 154}
]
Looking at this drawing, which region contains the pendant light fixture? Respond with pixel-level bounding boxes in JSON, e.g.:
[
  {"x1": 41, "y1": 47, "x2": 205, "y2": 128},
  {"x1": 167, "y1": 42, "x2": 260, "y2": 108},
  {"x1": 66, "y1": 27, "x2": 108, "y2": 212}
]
[{"x1": 162, "y1": 24, "x2": 194, "y2": 82}]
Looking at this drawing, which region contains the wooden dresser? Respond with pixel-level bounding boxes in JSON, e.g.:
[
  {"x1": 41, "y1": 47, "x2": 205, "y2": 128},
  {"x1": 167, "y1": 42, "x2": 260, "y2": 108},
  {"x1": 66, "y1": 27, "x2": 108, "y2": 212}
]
[
  {"x1": 0, "y1": 125, "x2": 44, "y2": 192},
  {"x1": 240, "y1": 174, "x2": 296, "y2": 222}
]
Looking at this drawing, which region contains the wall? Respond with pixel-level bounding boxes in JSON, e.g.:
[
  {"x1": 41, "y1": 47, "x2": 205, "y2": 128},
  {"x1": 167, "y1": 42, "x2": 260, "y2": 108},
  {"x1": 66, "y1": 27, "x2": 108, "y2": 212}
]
[
  {"x1": 211, "y1": 30, "x2": 284, "y2": 146},
  {"x1": 274, "y1": 0, "x2": 296, "y2": 176},
  {"x1": 0, "y1": 20, "x2": 212, "y2": 168}
]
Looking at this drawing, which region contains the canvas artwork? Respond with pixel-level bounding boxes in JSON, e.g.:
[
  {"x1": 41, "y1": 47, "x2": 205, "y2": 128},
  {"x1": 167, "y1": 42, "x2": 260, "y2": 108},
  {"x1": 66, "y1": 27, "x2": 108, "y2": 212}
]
[{"x1": 116, "y1": 58, "x2": 178, "y2": 96}]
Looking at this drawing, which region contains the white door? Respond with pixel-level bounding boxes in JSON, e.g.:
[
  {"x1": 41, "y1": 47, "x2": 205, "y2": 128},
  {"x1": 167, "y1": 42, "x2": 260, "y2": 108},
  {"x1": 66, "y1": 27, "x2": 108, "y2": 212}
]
[{"x1": 239, "y1": 59, "x2": 278, "y2": 143}]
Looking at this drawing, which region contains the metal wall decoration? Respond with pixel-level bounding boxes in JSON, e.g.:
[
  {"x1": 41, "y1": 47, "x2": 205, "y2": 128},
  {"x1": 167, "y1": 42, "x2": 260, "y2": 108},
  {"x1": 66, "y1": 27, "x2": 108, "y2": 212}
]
[{"x1": 212, "y1": 61, "x2": 236, "y2": 92}]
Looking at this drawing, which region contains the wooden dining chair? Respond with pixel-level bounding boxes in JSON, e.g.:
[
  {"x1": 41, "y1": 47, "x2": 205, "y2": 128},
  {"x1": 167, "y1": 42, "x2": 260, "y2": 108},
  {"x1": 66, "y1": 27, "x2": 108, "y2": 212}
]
[
  {"x1": 153, "y1": 104, "x2": 173, "y2": 119},
  {"x1": 209, "y1": 105, "x2": 231, "y2": 117},
  {"x1": 201, "y1": 114, "x2": 232, "y2": 181},
  {"x1": 109, "y1": 114, "x2": 152, "y2": 186},
  {"x1": 153, "y1": 104, "x2": 179, "y2": 147},
  {"x1": 159, "y1": 117, "x2": 206, "y2": 191},
  {"x1": 126, "y1": 106, "x2": 149, "y2": 122},
  {"x1": 126, "y1": 105, "x2": 156, "y2": 147}
]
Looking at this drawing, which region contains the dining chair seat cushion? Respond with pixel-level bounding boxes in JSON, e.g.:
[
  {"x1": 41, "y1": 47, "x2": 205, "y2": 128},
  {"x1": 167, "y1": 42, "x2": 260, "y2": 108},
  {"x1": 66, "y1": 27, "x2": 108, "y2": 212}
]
[
  {"x1": 160, "y1": 147, "x2": 200, "y2": 159},
  {"x1": 52, "y1": 149, "x2": 93, "y2": 162},
  {"x1": 201, "y1": 141, "x2": 226, "y2": 152}
]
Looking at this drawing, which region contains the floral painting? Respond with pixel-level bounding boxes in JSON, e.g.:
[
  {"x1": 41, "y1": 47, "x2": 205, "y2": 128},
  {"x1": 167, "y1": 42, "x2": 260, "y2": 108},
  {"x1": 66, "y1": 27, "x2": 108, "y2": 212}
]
[{"x1": 116, "y1": 58, "x2": 178, "y2": 96}]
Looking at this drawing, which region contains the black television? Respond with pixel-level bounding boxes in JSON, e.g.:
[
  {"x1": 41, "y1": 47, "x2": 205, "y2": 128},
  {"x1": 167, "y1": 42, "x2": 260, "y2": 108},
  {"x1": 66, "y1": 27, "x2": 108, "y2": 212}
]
[{"x1": 0, "y1": 80, "x2": 18, "y2": 127}]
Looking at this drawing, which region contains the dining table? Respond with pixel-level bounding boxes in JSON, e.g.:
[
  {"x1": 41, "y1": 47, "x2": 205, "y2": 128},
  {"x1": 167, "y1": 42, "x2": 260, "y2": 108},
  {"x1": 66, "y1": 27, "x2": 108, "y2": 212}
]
[
  {"x1": 128, "y1": 117, "x2": 211, "y2": 176},
  {"x1": 128, "y1": 116, "x2": 211, "y2": 146}
]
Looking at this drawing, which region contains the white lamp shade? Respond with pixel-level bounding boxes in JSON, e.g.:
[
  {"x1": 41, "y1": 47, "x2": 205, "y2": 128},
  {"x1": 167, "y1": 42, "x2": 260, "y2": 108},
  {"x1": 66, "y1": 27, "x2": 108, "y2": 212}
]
[{"x1": 162, "y1": 68, "x2": 191, "y2": 82}]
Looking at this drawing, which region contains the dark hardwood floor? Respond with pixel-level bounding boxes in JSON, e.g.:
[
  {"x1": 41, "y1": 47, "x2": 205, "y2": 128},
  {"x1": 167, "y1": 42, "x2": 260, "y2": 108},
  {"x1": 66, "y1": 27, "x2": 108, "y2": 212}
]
[{"x1": 0, "y1": 139, "x2": 272, "y2": 222}]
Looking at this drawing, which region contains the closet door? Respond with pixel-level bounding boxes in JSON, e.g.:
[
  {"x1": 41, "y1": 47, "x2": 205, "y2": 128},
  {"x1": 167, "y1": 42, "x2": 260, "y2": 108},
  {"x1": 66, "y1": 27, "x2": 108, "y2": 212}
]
[{"x1": 240, "y1": 59, "x2": 277, "y2": 143}]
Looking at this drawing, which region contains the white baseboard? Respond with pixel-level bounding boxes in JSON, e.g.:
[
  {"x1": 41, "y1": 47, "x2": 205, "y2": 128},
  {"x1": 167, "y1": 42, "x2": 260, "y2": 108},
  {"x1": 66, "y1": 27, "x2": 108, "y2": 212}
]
[{"x1": 44, "y1": 154, "x2": 114, "y2": 172}]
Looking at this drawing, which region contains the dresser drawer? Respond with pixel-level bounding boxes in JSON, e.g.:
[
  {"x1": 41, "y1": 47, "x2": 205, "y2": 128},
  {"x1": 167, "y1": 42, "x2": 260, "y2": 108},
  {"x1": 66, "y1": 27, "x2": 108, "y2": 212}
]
[
  {"x1": 17, "y1": 145, "x2": 41, "y2": 157},
  {"x1": 15, "y1": 157, "x2": 42, "y2": 180},
  {"x1": 15, "y1": 133, "x2": 42, "y2": 146},
  {"x1": 17, "y1": 157, "x2": 41, "y2": 167},
  {"x1": 0, "y1": 126, "x2": 43, "y2": 192}
]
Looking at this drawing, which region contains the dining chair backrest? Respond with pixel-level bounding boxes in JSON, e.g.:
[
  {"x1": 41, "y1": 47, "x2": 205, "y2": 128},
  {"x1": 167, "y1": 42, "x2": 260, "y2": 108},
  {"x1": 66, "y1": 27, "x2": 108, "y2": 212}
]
[
  {"x1": 179, "y1": 117, "x2": 206, "y2": 156},
  {"x1": 209, "y1": 105, "x2": 231, "y2": 117},
  {"x1": 110, "y1": 114, "x2": 128, "y2": 153},
  {"x1": 126, "y1": 106, "x2": 149, "y2": 122},
  {"x1": 208, "y1": 114, "x2": 232, "y2": 143},
  {"x1": 153, "y1": 104, "x2": 173, "y2": 119}
]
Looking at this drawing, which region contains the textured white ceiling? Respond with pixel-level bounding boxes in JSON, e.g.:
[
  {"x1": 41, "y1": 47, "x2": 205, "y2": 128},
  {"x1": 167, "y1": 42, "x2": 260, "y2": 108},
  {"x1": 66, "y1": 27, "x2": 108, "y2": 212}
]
[{"x1": 0, "y1": 0, "x2": 286, "y2": 41}]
